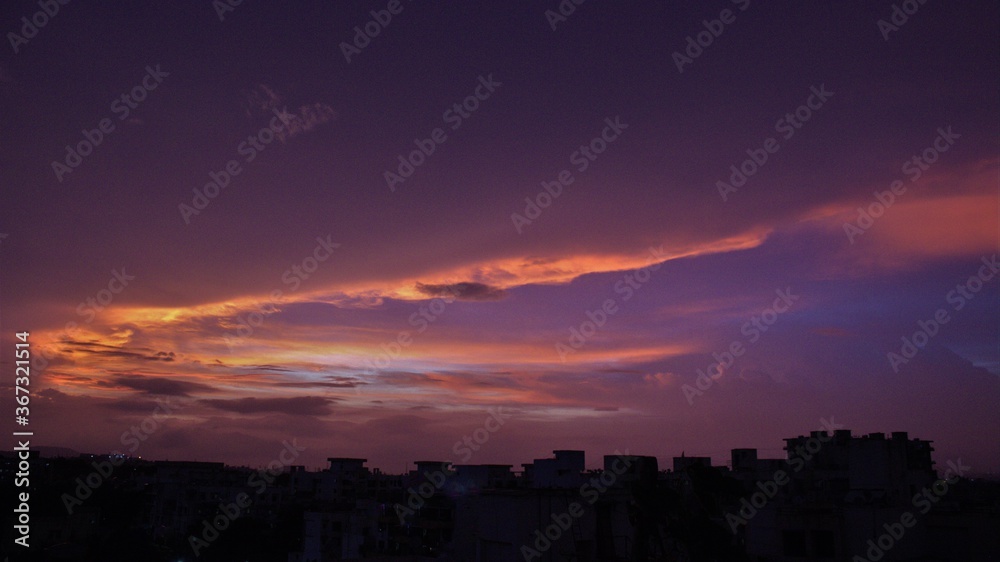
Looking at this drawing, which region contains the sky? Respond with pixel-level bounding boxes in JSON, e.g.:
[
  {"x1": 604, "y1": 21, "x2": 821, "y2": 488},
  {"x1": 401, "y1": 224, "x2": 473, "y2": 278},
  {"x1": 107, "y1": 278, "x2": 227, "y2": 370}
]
[{"x1": 1, "y1": 0, "x2": 998, "y2": 474}]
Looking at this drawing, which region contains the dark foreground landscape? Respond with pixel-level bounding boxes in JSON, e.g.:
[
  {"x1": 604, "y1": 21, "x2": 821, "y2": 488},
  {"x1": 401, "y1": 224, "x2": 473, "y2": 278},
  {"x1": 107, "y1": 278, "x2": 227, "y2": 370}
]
[{"x1": 3, "y1": 428, "x2": 999, "y2": 561}]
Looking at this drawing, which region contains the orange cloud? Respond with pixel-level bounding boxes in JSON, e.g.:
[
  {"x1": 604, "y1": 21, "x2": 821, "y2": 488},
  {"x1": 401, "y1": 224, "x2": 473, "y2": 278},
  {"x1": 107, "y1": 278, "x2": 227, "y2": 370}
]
[
  {"x1": 29, "y1": 229, "x2": 769, "y2": 386},
  {"x1": 804, "y1": 159, "x2": 998, "y2": 272},
  {"x1": 862, "y1": 193, "x2": 998, "y2": 259}
]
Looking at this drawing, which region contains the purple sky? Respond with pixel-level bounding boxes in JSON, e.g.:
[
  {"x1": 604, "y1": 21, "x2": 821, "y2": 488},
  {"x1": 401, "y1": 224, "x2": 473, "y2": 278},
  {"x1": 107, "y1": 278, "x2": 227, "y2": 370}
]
[{"x1": 1, "y1": 0, "x2": 998, "y2": 473}]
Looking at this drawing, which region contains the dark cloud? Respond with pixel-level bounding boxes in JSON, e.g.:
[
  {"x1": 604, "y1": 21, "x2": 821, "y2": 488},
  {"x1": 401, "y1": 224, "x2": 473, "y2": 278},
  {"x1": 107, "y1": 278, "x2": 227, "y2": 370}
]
[
  {"x1": 37, "y1": 388, "x2": 68, "y2": 399},
  {"x1": 111, "y1": 375, "x2": 217, "y2": 396},
  {"x1": 377, "y1": 371, "x2": 444, "y2": 385},
  {"x1": 251, "y1": 364, "x2": 294, "y2": 372},
  {"x1": 61, "y1": 340, "x2": 176, "y2": 362},
  {"x1": 276, "y1": 381, "x2": 363, "y2": 389},
  {"x1": 415, "y1": 282, "x2": 507, "y2": 301},
  {"x1": 199, "y1": 396, "x2": 333, "y2": 416},
  {"x1": 104, "y1": 398, "x2": 182, "y2": 412}
]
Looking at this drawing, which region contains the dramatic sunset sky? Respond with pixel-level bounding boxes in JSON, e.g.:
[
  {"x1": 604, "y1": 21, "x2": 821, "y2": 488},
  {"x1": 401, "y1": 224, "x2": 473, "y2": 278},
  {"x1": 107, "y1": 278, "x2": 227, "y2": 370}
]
[{"x1": 1, "y1": 1, "x2": 998, "y2": 473}]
